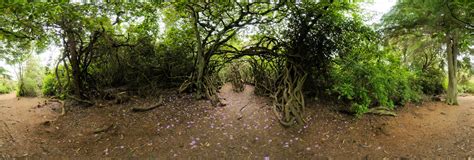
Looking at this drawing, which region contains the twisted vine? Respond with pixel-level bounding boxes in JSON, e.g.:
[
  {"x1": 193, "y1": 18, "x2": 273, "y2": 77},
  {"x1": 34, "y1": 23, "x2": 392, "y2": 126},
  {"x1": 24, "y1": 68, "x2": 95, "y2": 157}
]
[{"x1": 271, "y1": 64, "x2": 307, "y2": 126}]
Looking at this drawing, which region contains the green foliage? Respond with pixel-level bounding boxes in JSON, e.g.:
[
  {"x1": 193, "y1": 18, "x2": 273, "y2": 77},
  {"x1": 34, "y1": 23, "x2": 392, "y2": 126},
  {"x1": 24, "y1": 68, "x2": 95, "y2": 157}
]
[
  {"x1": 90, "y1": 27, "x2": 194, "y2": 90},
  {"x1": 41, "y1": 66, "x2": 69, "y2": 99},
  {"x1": 42, "y1": 73, "x2": 56, "y2": 96},
  {"x1": 415, "y1": 69, "x2": 445, "y2": 95},
  {"x1": 458, "y1": 56, "x2": 473, "y2": 84},
  {"x1": 0, "y1": 78, "x2": 14, "y2": 94},
  {"x1": 0, "y1": 66, "x2": 14, "y2": 94},
  {"x1": 458, "y1": 82, "x2": 474, "y2": 94},
  {"x1": 382, "y1": 0, "x2": 473, "y2": 105},
  {"x1": 17, "y1": 56, "x2": 43, "y2": 97},
  {"x1": 331, "y1": 48, "x2": 421, "y2": 116}
]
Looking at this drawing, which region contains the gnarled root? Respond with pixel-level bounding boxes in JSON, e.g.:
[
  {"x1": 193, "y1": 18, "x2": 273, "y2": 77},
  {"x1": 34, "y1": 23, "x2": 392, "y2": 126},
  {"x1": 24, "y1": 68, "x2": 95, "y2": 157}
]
[
  {"x1": 132, "y1": 95, "x2": 164, "y2": 112},
  {"x1": 67, "y1": 95, "x2": 94, "y2": 106},
  {"x1": 229, "y1": 62, "x2": 245, "y2": 92},
  {"x1": 367, "y1": 106, "x2": 397, "y2": 116},
  {"x1": 272, "y1": 65, "x2": 307, "y2": 127},
  {"x1": 178, "y1": 75, "x2": 221, "y2": 106}
]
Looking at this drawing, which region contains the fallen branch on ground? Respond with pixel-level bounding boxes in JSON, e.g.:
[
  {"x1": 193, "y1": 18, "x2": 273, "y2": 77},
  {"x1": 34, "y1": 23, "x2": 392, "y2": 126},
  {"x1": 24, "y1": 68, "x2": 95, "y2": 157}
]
[
  {"x1": 367, "y1": 107, "x2": 397, "y2": 116},
  {"x1": 132, "y1": 96, "x2": 163, "y2": 112},
  {"x1": 67, "y1": 95, "x2": 94, "y2": 106},
  {"x1": 93, "y1": 124, "x2": 114, "y2": 134}
]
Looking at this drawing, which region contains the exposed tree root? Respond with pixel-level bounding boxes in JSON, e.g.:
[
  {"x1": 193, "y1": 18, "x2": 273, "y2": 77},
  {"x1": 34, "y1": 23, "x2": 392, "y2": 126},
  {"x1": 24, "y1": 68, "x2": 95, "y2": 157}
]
[
  {"x1": 114, "y1": 92, "x2": 130, "y2": 104},
  {"x1": 367, "y1": 107, "x2": 397, "y2": 116},
  {"x1": 203, "y1": 76, "x2": 220, "y2": 106},
  {"x1": 178, "y1": 79, "x2": 192, "y2": 94},
  {"x1": 272, "y1": 65, "x2": 307, "y2": 127},
  {"x1": 132, "y1": 96, "x2": 163, "y2": 112},
  {"x1": 229, "y1": 62, "x2": 244, "y2": 92},
  {"x1": 178, "y1": 75, "x2": 221, "y2": 106},
  {"x1": 48, "y1": 99, "x2": 66, "y2": 116},
  {"x1": 67, "y1": 95, "x2": 94, "y2": 106}
]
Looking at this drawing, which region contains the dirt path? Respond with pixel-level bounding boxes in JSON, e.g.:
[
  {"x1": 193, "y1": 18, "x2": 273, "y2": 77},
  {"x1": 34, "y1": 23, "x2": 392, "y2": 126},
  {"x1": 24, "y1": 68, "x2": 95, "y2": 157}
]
[
  {"x1": 0, "y1": 93, "x2": 62, "y2": 158},
  {"x1": 0, "y1": 85, "x2": 473, "y2": 159},
  {"x1": 375, "y1": 95, "x2": 474, "y2": 157}
]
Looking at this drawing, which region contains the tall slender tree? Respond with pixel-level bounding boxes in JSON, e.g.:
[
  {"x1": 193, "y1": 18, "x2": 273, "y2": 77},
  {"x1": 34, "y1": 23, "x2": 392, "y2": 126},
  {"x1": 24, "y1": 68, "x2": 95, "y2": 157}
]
[{"x1": 382, "y1": 0, "x2": 473, "y2": 105}]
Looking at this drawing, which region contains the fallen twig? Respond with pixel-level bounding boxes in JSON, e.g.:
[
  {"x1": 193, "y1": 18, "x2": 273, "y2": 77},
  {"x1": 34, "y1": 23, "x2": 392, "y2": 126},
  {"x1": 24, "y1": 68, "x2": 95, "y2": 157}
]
[
  {"x1": 239, "y1": 102, "x2": 251, "y2": 112},
  {"x1": 93, "y1": 124, "x2": 114, "y2": 134},
  {"x1": 132, "y1": 96, "x2": 163, "y2": 112}
]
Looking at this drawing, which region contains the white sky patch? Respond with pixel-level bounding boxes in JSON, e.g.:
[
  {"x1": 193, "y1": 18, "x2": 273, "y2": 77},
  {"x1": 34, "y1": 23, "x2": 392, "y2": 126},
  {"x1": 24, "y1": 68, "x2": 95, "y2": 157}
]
[
  {"x1": 39, "y1": 45, "x2": 61, "y2": 68},
  {"x1": 359, "y1": 0, "x2": 396, "y2": 25}
]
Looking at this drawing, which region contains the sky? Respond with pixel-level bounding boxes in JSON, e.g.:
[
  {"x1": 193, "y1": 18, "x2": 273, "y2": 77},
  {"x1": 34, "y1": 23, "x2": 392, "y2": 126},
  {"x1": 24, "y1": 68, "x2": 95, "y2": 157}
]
[
  {"x1": 360, "y1": 0, "x2": 397, "y2": 25},
  {"x1": 0, "y1": 1, "x2": 396, "y2": 79}
]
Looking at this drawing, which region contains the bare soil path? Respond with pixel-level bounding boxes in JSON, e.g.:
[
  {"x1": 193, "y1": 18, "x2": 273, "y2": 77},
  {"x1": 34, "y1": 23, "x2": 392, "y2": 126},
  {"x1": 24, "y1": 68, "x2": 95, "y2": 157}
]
[
  {"x1": 0, "y1": 85, "x2": 473, "y2": 159},
  {"x1": 0, "y1": 93, "x2": 61, "y2": 158}
]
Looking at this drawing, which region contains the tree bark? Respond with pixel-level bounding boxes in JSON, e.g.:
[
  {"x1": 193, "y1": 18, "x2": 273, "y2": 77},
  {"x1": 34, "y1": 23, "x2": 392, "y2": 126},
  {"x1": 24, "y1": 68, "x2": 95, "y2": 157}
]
[
  {"x1": 446, "y1": 30, "x2": 458, "y2": 105},
  {"x1": 66, "y1": 31, "x2": 83, "y2": 98},
  {"x1": 190, "y1": 7, "x2": 206, "y2": 99}
]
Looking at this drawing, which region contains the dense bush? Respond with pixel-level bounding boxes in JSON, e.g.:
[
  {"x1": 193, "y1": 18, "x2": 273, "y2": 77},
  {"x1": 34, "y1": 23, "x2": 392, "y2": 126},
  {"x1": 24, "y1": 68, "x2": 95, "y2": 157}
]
[
  {"x1": 331, "y1": 49, "x2": 421, "y2": 116},
  {"x1": 415, "y1": 68, "x2": 445, "y2": 95},
  {"x1": 0, "y1": 79, "x2": 14, "y2": 94},
  {"x1": 464, "y1": 82, "x2": 474, "y2": 94},
  {"x1": 42, "y1": 67, "x2": 69, "y2": 99},
  {"x1": 42, "y1": 73, "x2": 56, "y2": 96},
  {"x1": 90, "y1": 29, "x2": 194, "y2": 93},
  {"x1": 458, "y1": 76, "x2": 474, "y2": 94}
]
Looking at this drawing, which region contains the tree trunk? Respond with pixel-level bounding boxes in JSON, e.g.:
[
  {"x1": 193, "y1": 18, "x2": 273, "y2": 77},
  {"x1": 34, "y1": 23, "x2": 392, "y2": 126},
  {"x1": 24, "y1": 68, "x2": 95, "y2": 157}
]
[
  {"x1": 66, "y1": 31, "x2": 83, "y2": 98},
  {"x1": 446, "y1": 30, "x2": 458, "y2": 105},
  {"x1": 190, "y1": 8, "x2": 206, "y2": 99}
]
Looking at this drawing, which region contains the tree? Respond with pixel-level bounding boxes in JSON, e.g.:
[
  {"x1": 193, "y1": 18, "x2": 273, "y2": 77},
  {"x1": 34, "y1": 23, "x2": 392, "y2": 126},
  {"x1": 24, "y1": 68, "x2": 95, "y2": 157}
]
[
  {"x1": 382, "y1": 0, "x2": 473, "y2": 105},
  {"x1": 176, "y1": 2, "x2": 285, "y2": 103},
  {"x1": 230, "y1": 2, "x2": 377, "y2": 125},
  {"x1": 0, "y1": 3, "x2": 158, "y2": 100}
]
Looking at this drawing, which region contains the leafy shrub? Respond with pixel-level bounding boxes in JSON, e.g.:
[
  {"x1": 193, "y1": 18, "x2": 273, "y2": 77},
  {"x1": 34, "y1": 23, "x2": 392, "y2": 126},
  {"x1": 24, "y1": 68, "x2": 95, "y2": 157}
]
[
  {"x1": 458, "y1": 80, "x2": 474, "y2": 94},
  {"x1": 42, "y1": 73, "x2": 56, "y2": 96},
  {"x1": 331, "y1": 49, "x2": 421, "y2": 116},
  {"x1": 415, "y1": 68, "x2": 445, "y2": 95},
  {"x1": 465, "y1": 82, "x2": 474, "y2": 94},
  {"x1": 90, "y1": 33, "x2": 194, "y2": 90},
  {"x1": 17, "y1": 78, "x2": 38, "y2": 96},
  {"x1": 0, "y1": 81, "x2": 14, "y2": 94},
  {"x1": 42, "y1": 66, "x2": 69, "y2": 99}
]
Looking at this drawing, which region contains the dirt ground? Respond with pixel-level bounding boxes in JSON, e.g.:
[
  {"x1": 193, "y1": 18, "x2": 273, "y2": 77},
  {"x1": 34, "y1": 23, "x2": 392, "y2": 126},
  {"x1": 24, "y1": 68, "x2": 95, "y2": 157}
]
[{"x1": 0, "y1": 84, "x2": 473, "y2": 159}]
